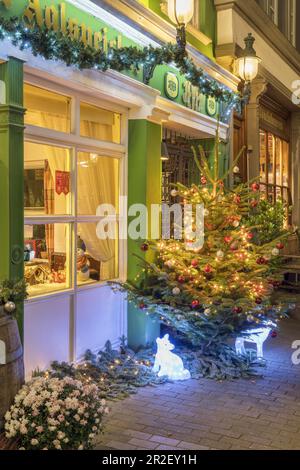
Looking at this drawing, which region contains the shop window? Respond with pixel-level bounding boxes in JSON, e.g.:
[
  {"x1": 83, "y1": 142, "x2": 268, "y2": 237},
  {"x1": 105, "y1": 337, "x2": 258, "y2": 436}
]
[
  {"x1": 259, "y1": 130, "x2": 290, "y2": 204},
  {"x1": 24, "y1": 142, "x2": 71, "y2": 216},
  {"x1": 24, "y1": 82, "x2": 124, "y2": 298},
  {"x1": 24, "y1": 84, "x2": 71, "y2": 133},
  {"x1": 77, "y1": 153, "x2": 119, "y2": 216},
  {"x1": 24, "y1": 223, "x2": 71, "y2": 297},
  {"x1": 77, "y1": 223, "x2": 119, "y2": 284},
  {"x1": 80, "y1": 102, "x2": 121, "y2": 143}
]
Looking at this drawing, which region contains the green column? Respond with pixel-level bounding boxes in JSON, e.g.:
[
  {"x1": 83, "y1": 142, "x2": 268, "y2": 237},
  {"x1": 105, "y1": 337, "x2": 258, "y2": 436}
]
[
  {"x1": 127, "y1": 119, "x2": 161, "y2": 349},
  {"x1": 0, "y1": 57, "x2": 25, "y2": 337}
]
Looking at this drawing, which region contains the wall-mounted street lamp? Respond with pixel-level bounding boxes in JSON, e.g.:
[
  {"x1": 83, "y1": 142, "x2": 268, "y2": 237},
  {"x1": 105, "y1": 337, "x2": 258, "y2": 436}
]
[
  {"x1": 167, "y1": 0, "x2": 194, "y2": 57},
  {"x1": 236, "y1": 33, "x2": 261, "y2": 102}
]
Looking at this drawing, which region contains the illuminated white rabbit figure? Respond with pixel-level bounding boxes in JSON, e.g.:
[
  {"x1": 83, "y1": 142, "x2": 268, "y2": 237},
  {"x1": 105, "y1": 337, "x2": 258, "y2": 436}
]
[
  {"x1": 153, "y1": 334, "x2": 191, "y2": 381},
  {"x1": 235, "y1": 322, "x2": 276, "y2": 359}
]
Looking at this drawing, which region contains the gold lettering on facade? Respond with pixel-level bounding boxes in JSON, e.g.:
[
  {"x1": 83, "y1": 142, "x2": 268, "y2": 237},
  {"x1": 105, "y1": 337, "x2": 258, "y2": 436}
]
[
  {"x1": 60, "y1": 3, "x2": 66, "y2": 33},
  {"x1": 23, "y1": 0, "x2": 44, "y2": 27},
  {"x1": 68, "y1": 18, "x2": 80, "y2": 40},
  {"x1": 80, "y1": 24, "x2": 93, "y2": 48},
  {"x1": 45, "y1": 5, "x2": 59, "y2": 31},
  {"x1": 2, "y1": 0, "x2": 12, "y2": 9}
]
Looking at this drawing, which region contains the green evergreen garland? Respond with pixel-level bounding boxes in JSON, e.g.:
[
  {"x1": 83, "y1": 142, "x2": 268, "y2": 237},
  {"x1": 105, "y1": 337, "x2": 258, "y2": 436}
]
[{"x1": 0, "y1": 17, "x2": 241, "y2": 112}]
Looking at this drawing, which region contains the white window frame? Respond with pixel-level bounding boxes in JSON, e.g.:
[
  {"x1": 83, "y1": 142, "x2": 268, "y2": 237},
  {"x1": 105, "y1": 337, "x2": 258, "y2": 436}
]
[{"x1": 24, "y1": 75, "x2": 128, "y2": 301}]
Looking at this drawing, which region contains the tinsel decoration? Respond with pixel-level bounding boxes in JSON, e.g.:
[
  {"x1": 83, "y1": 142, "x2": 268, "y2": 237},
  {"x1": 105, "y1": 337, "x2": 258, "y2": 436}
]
[{"x1": 0, "y1": 17, "x2": 241, "y2": 114}]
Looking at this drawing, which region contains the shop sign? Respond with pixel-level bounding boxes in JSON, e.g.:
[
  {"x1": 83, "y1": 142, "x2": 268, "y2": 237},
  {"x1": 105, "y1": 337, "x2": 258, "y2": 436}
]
[
  {"x1": 0, "y1": 0, "x2": 122, "y2": 52},
  {"x1": 206, "y1": 96, "x2": 217, "y2": 117},
  {"x1": 165, "y1": 72, "x2": 179, "y2": 100},
  {"x1": 56, "y1": 170, "x2": 70, "y2": 196}
]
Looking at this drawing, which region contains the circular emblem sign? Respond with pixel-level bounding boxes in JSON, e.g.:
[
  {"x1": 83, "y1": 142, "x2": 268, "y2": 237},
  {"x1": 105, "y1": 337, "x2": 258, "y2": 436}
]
[
  {"x1": 206, "y1": 96, "x2": 217, "y2": 116},
  {"x1": 165, "y1": 72, "x2": 179, "y2": 100}
]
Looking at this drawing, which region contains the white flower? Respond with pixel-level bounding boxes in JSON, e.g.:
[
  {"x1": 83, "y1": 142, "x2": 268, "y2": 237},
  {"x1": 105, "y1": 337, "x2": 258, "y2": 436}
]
[
  {"x1": 78, "y1": 445, "x2": 84, "y2": 450},
  {"x1": 74, "y1": 414, "x2": 80, "y2": 422},
  {"x1": 31, "y1": 439, "x2": 39, "y2": 446},
  {"x1": 92, "y1": 426, "x2": 97, "y2": 432},
  {"x1": 36, "y1": 426, "x2": 44, "y2": 433},
  {"x1": 57, "y1": 431, "x2": 65, "y2": 440}
]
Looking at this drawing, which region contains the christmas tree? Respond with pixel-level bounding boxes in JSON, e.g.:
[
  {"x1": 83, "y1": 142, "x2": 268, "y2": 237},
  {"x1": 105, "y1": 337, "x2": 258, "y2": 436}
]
[{"x1": 121, "y1": 129, "x2": 292, "y2": 376}]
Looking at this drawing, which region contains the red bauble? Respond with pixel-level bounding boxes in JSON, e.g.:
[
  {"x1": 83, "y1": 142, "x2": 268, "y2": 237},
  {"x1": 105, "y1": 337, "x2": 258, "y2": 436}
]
[
  {"x1": 191, "y1": 300, "x2": 200, "y2": 309},
  {"x1": 276, "y1": 243, "x2": 285, "y2": 250},
  {"x1": 204, "y1": 264, "x2": 213, "y2": 274},
  {"x1": 234, "y1": 195, "x2": 241, "y2": 204},
  {"x1": 255, "y1": 297, "x2": 263, "y2": 305},
  {"x1": 224, "y1": 236, "x2": 233, "y2": 244},
  {"x1": 141, "y1": 243, "x2": 149, "y2": 252},
  {"x1": 247, "y1": 232, "x2": 254, "y2": 240},
  {"x1": 219, "y1": 181, "x2": 225, "y2": 188},
  {"x1": 256, "y1": 257, "x2": 268, "y2": 265},
  {"x1": 232, "y1": 306, "x2": 243, "y2": 314},
  {"x1": 201, "y1": 176, "x2": 207, "y2": 185},
  {"x1": 230, "y1": 243, "x2": 238, "y2": 252},
  {"x1": 178, "y1": 275, "x2": 185, "y2": 284},
  {"x1": 271, "y1": 331, "x2": 278, "y2": 338},
  {"x1": 250, "y1": 199, "x2": 259, "y2": 208},
  {"x1": 139, "y1": 302, "x2": 146, "y2": 310},
  {"x1": 251, "y1": 182, "x2": 260, "y2": 192},
  {"x1": 191, "y1": 259, "x2": 199, "y2": 267}
]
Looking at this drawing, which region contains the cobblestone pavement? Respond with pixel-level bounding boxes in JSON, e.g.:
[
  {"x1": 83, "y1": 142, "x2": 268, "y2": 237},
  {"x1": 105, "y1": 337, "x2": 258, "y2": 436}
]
[{"x1": 95, "y1": 308, "x2": 300, "y2": 451}]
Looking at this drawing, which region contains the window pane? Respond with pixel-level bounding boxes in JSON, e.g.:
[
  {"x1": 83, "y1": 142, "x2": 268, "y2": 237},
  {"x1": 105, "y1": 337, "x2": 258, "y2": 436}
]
[
  {"x1": 282, "y1": 140, "x2": 289, "y2": 187},
  {"x1": 24, "y1": 224, "x2": 72, "y2": 297},
  {"x1": 24, "y1": 84, "x2": 71, "y2": 133},
  {"x1": 260, "y1": 130, "x2": 267, "y2": 184},
  {"x1": 80, "y1": 102, "x2": 121, "y2": 143},
  {"x1": 24, "y1": 142, "x2": 72, "y2": 216},
  {"x1": 267, "y1": 133, "x2": 275, "y2": 185},
  {"x1": 77, "y1": 153, "x2": 119, "y2": 216},
  {"x1": 77, "y1": 223, "x2": 118, "y2": 284}
]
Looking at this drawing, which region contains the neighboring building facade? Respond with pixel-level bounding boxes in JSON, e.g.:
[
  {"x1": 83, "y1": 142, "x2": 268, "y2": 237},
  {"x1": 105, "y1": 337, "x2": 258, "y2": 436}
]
[
  {"x1": 215, "y1": 0, "x2": 300, "y2": 230},
  {"x1": 0, "y1": 0, "x2": 242, "y2": 377}
]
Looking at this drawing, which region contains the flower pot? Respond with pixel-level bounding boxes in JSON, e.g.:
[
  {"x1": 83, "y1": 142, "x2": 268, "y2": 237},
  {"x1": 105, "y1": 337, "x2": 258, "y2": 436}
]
[{"x1": 0, "y1": 305, "x2": 24, "y2": 430}]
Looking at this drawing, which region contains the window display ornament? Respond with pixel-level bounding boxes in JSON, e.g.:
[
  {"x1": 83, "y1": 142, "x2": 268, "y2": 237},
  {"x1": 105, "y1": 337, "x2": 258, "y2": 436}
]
[
  {"x1": 235, "y1": 321, "x2": 277, "y2": 359},
  {"x1": 153, "y1": 334, "x2": 191, "y2": 380}
]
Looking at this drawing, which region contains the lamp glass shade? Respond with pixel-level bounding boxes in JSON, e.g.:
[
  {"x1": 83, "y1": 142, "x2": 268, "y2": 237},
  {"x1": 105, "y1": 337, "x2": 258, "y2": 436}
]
[
  {"x1": 236, "y1": 56, "x2": 260, "y2": 82},
  {"x1": 167, "y1": 0, "x2": 194, "y2": 25}
]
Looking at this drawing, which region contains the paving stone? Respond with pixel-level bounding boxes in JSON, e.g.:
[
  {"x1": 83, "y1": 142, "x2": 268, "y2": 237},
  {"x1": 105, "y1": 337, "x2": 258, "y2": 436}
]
[{"x1": 96, "y1": 307, "x2": 300, "y2": 451}]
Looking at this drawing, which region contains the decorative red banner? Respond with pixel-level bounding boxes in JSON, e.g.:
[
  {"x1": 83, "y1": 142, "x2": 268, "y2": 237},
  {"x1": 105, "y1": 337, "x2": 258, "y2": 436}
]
[{"x1": 55, "y1": 171, "x2": 70, "y2": 195}]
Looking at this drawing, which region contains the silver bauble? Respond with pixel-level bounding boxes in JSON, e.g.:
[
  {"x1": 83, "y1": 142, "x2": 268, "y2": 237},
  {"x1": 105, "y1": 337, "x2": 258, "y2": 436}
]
[{"x1": 4, "y1": 301, "x2": 16, "y2": 313}]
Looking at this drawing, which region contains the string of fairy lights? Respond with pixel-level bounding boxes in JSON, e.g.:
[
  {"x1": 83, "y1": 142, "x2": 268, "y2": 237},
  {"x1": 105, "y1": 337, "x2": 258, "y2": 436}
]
[{"x1": 0, "y1": 17, "x2": 241, "y2": 116}]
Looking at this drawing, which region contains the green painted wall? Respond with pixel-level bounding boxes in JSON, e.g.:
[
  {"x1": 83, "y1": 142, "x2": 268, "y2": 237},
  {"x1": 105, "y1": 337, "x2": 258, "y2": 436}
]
[
  {"x1": 0, "y1": 58, "x2": 25, "y2": 337},
  {"x1": 127, "y1": 120, "x2": 161, "y2": 349}
]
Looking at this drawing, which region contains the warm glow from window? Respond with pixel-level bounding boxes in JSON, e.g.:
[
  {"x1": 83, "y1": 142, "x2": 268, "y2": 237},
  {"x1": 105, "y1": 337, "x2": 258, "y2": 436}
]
[
  {"x1": 24, "y1": 84, "x2": 71, "y2": 133},
  {"x1": 80, "y1": 102, "x2": 121, "y2": 143}
]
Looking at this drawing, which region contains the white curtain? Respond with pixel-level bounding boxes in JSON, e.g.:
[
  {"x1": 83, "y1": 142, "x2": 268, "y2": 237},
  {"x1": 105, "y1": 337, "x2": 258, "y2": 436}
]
[{"x1": 78, "y1": 152, "x2": 119, "y2": 280}]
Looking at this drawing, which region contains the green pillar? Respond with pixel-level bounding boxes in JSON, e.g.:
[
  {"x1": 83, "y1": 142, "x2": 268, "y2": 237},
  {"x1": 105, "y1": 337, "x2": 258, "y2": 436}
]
[
  {"x1": 0, "y1": 57, "x2": 25, "y2": 337},
  {"x1": 127, "y1": 119, "x2": 161, "y2": 349}
]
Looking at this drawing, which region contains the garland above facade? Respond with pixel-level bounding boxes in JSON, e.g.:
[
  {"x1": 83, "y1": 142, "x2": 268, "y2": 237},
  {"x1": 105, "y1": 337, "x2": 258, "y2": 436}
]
[{"x1": 0, "y1": 17, "x2": 241, "y2": 113}]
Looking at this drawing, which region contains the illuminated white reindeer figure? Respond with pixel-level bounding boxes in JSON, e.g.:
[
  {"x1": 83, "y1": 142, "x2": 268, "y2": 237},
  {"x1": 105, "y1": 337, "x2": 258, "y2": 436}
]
[
  {"x1": 153, "y1": 334, "x2": 191, "y2": 381},
  {"x1": 235, "y1": 321, "x2": 276, "y2": 359}
]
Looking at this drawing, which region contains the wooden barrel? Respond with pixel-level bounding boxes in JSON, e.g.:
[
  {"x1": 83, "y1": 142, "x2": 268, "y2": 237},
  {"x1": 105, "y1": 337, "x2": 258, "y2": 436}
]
[{"x1": 0, "y1": 306, "x2": 24, "y2": 430}]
